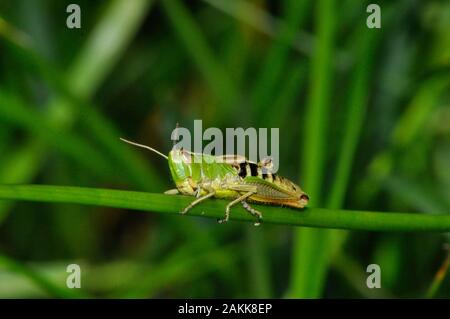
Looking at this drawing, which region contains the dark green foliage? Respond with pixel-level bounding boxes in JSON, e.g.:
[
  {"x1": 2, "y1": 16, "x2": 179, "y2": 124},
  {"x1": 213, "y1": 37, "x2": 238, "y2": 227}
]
[{"x1": 0, "y1": 0, "x2": 449, "y2": 298}]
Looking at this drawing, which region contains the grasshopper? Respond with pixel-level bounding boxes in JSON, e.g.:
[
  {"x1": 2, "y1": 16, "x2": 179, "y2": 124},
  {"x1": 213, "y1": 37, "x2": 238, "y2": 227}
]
[{"x1": 120, "y1": 137, "x2": 309, "y2": 225}]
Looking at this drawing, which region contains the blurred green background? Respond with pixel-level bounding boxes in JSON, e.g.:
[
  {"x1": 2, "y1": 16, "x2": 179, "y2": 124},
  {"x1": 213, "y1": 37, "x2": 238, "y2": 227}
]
[{"x1": 0, "y1": 0, "x2": 449, "y2": 298}]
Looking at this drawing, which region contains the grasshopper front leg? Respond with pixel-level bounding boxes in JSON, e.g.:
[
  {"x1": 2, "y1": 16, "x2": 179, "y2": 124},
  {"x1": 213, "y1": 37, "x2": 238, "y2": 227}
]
[{"x1": 180, "y1": 190, "x2": 216, "y2": 215}]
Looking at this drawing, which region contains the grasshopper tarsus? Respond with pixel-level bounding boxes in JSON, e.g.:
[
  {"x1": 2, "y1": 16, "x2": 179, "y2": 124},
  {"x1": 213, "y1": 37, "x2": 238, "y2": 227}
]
[
  {"x1": 217, "y1": 218, "x2": 228, "y2": 224},
  {"x1": 218, "y1": 207, "x2": 231, "y2": 224}
]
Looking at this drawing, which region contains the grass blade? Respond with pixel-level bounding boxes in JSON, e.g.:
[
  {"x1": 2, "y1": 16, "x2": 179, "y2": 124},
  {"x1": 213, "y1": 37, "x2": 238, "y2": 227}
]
[
  {"x1": 317, "y1": 22, "x2": 384, "y2": 292},
  {"x1": 251, "y1": 0, "x2": 310, "y2": 118},
  {"x1": 357, "y1": 75, "x2": 450, "y2": 205},
  {"x1": 425, "y1": 249, "x2": 450, "y2": 298},
  {"x1": 1, "y1": 4, "x2": 163, "y2": 191},
  {"x1": 0, "y1": 254, "x2": 88, "y2": 298},
  {"x1": 0, "y1": 89, "x2": 113, "y2": 177},
  {"x1": 68, "y1": 0, "x2": 154, "y2": 98},
  {"x1": 0, "y1": 184, "x2": 449, "y2": 231},
  {"x1": 290, "y1": 0, "x2": 336, "y2": 298},
  {"x1": 161, "y1": 0, "x2": 238, "y2": 115}
]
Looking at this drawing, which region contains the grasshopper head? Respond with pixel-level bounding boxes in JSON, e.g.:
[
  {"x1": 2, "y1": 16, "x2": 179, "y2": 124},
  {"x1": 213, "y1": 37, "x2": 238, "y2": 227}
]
[
  {"x1": 168, "y1": 148, "x2": 204, "y2": 195},
  {"x1": 168, "y1": 148, "x2": 192, "y2": 183}
]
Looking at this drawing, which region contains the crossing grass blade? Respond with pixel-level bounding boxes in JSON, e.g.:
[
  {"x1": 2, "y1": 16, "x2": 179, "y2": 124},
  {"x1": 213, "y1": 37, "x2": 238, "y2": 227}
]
[
  {"x1": 0, "y1": 254, "x2": 89, "y2": 298},
  {"x1": 289, "y1": 0, "x2": 336, "y2": 298}
]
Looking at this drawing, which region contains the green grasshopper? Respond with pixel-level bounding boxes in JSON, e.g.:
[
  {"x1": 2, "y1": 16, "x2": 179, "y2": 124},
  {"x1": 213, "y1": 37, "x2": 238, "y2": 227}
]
[{"x1": 120, "y1": 137, "x2": 309, "y2": 225}]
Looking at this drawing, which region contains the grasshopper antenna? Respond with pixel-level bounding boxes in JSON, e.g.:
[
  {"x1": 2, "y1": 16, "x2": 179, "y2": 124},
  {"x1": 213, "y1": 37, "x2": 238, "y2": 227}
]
[{"x1": 120, "y1": 138, "x2": 168, "y2": 160}]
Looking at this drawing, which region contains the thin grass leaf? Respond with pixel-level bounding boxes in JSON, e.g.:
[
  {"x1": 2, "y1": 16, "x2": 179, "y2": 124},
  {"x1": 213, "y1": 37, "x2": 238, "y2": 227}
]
[
  {"x1": 357, "y1": 74, "x2": 450, "y2": 205},
  {"x1": 245, "y1": 1, "x2": 310, "y2": 297},
  {"x1": 290, "y1": 0, "x2": 336, "y2": 298},
  {"x1": 119, "y1": 243, "x2": 240, "y2": 298},
  {"x1": 0, "y1": 141, "x2": 45, "y2": 223},
  {"x1": 0, "y1": 254, "x2": 88, "y2": 298},
  {"x1": 251, "y1": 0, "x2": 310, "y2": 118},
  {"x1": 426, "y1": 249, "x2": 450, "y2": 298},
  {"x1": 68, "y1": 0, "x2": 154, "y2": 98},
  {"x1": 318, "y1": 21, "x2": 385, "y2": 289},
  {"x1": 332, "y1": 253, "x2": 394, "y2": 298},
  {"x1": 0, "y1": 184, "x2": 449, "y2": 231},
  {"x1": 261, "y1": 60, "x2": 307, "y2": 129},
  {"x1": 0, "y1": 90, "x2": 114, "y2": 176},
  {"x1": 202, "y1": 0, "x2": 350, "y2": 68},
  {"x1": 161, "y1": 0, "x2": 238, "y2": 116},
  {"x1": 326, "y1": 29, "x2": 380, "y2": 209},
  {"x1": 0, "y1": 10, "x2": 163, "y2": 191},
  {"x1": 202, "y1": 0, "x2": 313, "y2": 57},
  {"x1": 384, "y1": 176, "x2": 450, "y2": 214}
]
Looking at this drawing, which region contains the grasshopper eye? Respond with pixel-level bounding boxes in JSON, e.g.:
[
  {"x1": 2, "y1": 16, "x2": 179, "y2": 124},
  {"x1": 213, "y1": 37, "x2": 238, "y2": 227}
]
[{"x1": 300, "y1": 194, "x2": 309, "y2": 201}]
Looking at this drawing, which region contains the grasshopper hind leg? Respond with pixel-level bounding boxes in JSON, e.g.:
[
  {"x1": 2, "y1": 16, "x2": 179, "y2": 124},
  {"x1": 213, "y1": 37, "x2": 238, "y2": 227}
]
[
  {"x1": 218, "y1": 191, "x2": 256, "y2": 224},
  {"x1": 241, "y1": 201, "x2": 262, "y2": 226}
]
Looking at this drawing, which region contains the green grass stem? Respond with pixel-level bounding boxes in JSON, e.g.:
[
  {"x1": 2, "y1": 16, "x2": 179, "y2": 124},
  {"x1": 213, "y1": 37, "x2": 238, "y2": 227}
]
[{"x1": 0, "y1": 184, "x2": 449, "y2": 232}]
